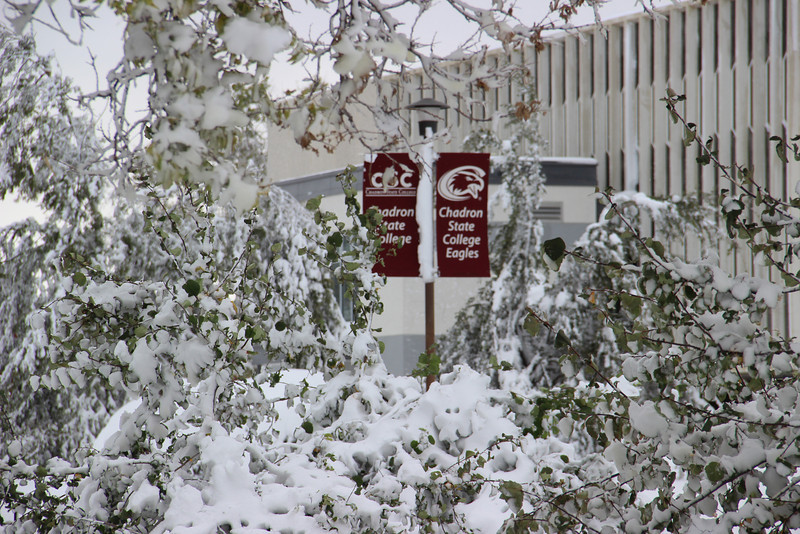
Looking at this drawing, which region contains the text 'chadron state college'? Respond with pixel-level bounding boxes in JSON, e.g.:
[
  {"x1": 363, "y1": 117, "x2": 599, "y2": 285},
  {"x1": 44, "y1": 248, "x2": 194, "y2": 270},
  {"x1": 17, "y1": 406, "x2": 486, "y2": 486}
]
[{"x1": 436, "y1": 153, "x2": 490, "y2": 277}]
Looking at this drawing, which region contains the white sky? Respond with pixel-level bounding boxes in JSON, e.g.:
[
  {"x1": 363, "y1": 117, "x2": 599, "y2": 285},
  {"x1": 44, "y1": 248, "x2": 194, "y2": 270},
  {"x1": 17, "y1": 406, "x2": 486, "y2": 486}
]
[
  {"x1": 5, "y1": 0, "x2": 671, "y2": 98},
  {"x1": 0, "y1": 0, "x2": 673, "y2": 227}
]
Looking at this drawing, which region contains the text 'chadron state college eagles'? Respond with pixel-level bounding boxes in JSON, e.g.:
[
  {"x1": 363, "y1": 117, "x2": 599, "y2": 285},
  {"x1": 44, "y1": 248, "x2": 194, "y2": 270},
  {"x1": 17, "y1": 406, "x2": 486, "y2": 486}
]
[
  {"x1": 363, "y1": 153, "x2": 420, "y2": 277},
  {"x1": 435, "y1": 153, "x2": 490, "y2": 277}
]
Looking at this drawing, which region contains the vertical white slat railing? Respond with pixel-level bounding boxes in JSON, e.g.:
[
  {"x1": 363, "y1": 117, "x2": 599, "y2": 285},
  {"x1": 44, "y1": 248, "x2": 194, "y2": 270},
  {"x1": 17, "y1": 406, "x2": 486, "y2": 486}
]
[{"x1": 529, "y1": 0, "x2": 799, "y2": 335}]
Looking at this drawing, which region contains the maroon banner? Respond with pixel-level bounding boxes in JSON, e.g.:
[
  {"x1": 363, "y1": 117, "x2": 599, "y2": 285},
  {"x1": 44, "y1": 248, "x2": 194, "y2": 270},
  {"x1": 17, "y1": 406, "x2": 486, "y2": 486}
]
[
  {"x1": 363, "y1": 153, "x2": 420, "y2": 277},
  {"x1": 436, "y1": 153, "x2": 490, "y2": 277}
]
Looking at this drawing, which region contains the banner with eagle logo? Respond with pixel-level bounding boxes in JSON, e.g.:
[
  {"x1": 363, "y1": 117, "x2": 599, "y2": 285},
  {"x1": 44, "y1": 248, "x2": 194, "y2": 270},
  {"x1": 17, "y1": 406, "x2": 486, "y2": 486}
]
[{"x1": 435, "y1": 153, "x2": 490, "y2": 277}]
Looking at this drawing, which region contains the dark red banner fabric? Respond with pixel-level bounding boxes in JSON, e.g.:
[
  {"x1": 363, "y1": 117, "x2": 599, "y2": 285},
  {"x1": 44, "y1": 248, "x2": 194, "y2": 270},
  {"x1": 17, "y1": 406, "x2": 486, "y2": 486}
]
[
  {"x1": 435, "y1": 153, "x2": 490, "y2": 278},
  {"x1": 363, "y1": 153, "x2": 420, "y2": 277}
]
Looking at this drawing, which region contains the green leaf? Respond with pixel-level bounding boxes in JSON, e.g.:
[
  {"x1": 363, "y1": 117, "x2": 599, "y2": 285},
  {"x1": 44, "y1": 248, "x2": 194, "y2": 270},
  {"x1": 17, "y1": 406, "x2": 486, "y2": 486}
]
[
  {"x1": 542, "y1": 237, "x2": 566, "y2": 270},
  {"x1": 684, "y1": 285, "x2": 697, "y2": 299},
  {"x1": 72, "y1": 272, "x2": 87, "y2": 287},
  {"x1": 771, "y1": 135, "x2": 789, "y2": 163},
  {"x1": 647, "y1": 238, "x2": 666, "y2": 260},
  {"x1": 327, "y1": 232, "x2": 343, "y2": 248},
  {"x1": 540, "y1": 465, "x2": 553, "y2": 481},
  {"x1": 182, "y1": 279, "x2": 201, "y2": 297},
  {"x1": 270, "y1": 242, "x2": 282, "y2": 253},
  {"x1": 620, "y1": 293, "x2": 642, "y2": 317},
  {"x1": 683, "y1": 124, "x2": 696, "y2": 147},
  {"x1": 301, "y1": 421, "x2": 313, "y2": 434},
  {"x1": 585, "y1": 416, "x2": 601, "y2": 440},
  {"x1": 748, "y1": 377, "x2": 764, "y2": 391},
  {"x1": 781, "y1": 272, "x2": 800, "y2": 287},
  {"x1": 705, "y1": 461, "x2": 726, "y2": 483},
  {"x1": 554, "y1": 330, "x2": 570, "y2": 350},
  {"x1": 275, "y1": 320, "x2": 287, "y2": 331},
  {"x1": 523, "y1": 314, "x2": 541, "y2": 337},
  {"x1": 412, "y1": 351, "x2": 440, "y2": 378},
  {"x1": 499, "y1": 480, "x2": 524, "y2": 512},
  {"x1": 543, "y1": 237, "x2": 566, "y2": 261},
  {"x1": 305, "y1": 196, "x2": 322, "y2": 211}
]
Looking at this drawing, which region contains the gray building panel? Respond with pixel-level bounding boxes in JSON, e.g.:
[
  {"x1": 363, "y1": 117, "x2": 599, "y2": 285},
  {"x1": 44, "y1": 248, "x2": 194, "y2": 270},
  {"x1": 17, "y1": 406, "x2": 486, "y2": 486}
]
[
  {"x1": 275, "y1": 158, "x2": 597, "y2": 200},
  {"x1": 538, "y1": 158, "x2": 597, "y2": 187},
  {"x1": 541, "y1": 222, "x2": 591, "y2": 247},
  {"x1": 276, "y1": 168, "x2": 364, "y2": 203}
]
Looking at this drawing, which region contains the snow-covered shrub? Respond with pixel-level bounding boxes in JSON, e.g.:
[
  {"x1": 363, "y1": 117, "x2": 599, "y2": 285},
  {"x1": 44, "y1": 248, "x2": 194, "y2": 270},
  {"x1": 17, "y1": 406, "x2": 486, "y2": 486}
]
[
  {"x1": 0, "y1": 29, "x2": 358, "y2": 461},
  {"x1": 439, "y1": 89, "x2": 716, "y2": 391},
  {"x1": 524, "y1": 190, "x2": 718, "y2": 388},
  {"x1": 0, "y1": 30, "x2": 114, "y2": 462},
  {"x1": 521, "y1": 96, "x2": 800, "y2": 531},
  {"x1": 0, "y1": 173, "x2": 387, "y2": 531},
  {"x1": 105, "y1": 184, "x2": 351, "y2": 369}
]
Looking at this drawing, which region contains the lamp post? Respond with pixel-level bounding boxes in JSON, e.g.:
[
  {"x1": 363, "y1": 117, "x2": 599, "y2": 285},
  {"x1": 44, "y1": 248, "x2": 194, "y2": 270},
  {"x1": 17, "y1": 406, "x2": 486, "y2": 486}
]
[{"x1": 407, "y1": 97, "x2": 448, "y2": 390}]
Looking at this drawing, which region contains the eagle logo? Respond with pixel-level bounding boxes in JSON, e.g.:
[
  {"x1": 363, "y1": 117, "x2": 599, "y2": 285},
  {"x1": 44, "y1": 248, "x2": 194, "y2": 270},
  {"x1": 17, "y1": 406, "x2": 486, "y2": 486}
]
[{"x1": 437, "y1": 165, "x2": 486, "y2": 202}]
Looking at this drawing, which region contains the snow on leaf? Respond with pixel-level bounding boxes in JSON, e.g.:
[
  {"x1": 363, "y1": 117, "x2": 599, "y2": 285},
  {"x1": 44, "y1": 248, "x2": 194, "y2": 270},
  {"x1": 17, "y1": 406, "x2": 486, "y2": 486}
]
[
  {"x1": 222, "y1": 17, "x2": 291, "y2": 65},
  {"x1": 628, "y1": 401, "x2": 668, "y2": 438}
]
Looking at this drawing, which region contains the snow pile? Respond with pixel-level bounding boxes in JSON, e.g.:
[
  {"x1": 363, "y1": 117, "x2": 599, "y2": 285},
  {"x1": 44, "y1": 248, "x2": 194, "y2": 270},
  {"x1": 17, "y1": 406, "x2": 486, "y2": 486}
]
[
  {"x1": 25, "y1": 365, "x2": 614, "y2": 533},
  {"x1": 207, "y1": 367, "x2": 596, "y2": 531}
]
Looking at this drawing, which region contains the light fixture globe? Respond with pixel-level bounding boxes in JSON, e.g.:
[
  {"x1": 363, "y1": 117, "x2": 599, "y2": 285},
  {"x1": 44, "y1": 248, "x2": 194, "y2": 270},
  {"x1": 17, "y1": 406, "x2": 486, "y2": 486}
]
[{"x1": 407, "y1": 97, "x2": 449, "y2": 136}]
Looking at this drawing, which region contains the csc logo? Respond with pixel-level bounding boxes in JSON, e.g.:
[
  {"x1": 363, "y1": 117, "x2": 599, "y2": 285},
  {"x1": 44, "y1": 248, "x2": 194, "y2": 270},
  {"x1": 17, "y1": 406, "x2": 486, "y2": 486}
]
[
  {"x1": 437, "y1": 165, "x2": 486, "y2": 202},
  {"x1": 370, "y1": 163, "x2": 415, "y2": 190}
]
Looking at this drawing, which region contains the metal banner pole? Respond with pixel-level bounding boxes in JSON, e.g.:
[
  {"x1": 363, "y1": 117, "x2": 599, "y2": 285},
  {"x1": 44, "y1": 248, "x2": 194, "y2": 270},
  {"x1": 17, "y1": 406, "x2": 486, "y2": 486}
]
[
  {"x1": 421, "y1": 125, "x2": 436, "y2": 390},
  {"x1": 408, "y1": 98, "x2": 448, "y2": 390}
]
